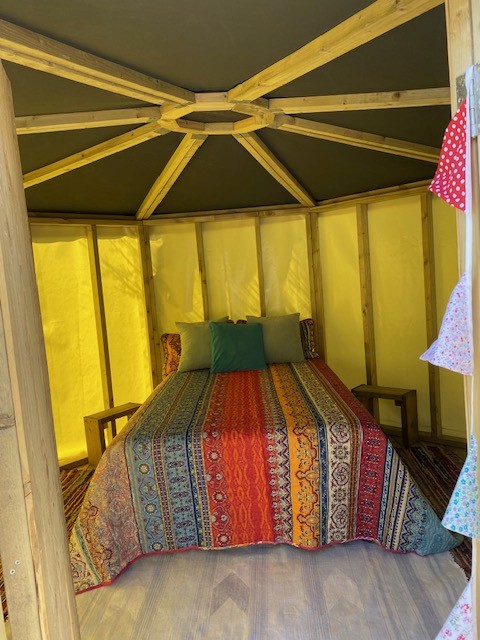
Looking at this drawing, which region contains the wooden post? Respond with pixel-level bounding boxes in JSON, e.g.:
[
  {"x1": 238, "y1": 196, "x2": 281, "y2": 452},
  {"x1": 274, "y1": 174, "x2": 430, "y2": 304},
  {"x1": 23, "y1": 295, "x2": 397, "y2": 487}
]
[
  {"x1": 356, "y1": 203, "x2": 379, "y2": 420},
  {"x1": 138, "y1": 224, "x2": 162, "y2": 387},
  {"x1": 306, "y1": 211, "x2": 326, "y2": 359},
  {"x1": 195, "y1": 222, "x2": 210, "y2": 320},
  {"x1": 0, "y1": 62, "x2": 80, "y2": 638},
  {"x1": 86, "y1": 225, "x2": 115, "y2": 440},
  {"x1": 420, "y1": 191, "x2": 441, "y2": 438},
  {"x1": 138, "y1": 225, "x2": 159, "y2": 388},
  {"x1": 254, "y1": 217, "x2": 266, "y2": 316},
  {"x1": 356, "y1": 204, "x2": 377, "y2": 386},
  {"x1": 444, "y1": 0, "x2": 480, "y2": 634}
]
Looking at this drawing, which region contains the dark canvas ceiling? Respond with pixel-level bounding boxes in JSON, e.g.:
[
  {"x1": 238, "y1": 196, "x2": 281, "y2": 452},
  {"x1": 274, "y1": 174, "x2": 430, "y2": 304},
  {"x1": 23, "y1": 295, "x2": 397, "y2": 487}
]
[{"x1": 0, "y1": 0, "x2": 450, "y2": 216}]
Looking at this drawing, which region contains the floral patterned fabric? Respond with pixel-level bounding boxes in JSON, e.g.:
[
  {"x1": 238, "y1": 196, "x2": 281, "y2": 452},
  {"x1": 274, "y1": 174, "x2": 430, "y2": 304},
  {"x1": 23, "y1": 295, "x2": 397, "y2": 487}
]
[
  {"x1": 442, "y1": 434, "x2": 479, "y2": 538},
  {"x1": 436, "y1": 579, "x2": 474, "y2": 640},
  {"x1": 420, "y1": 271, "x2": 473, "y2": 375},
  {"x1": 429, "y1": 100, "x2": 467, "y2": 212},
  {"x1": 70, "y1": 359, "x2": 460, "y2": 593}
]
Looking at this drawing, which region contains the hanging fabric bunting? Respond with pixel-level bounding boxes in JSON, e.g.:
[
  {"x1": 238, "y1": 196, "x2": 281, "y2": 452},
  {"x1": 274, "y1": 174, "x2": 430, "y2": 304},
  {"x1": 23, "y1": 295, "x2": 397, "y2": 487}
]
[
  {"x1": 429, "y1": 99, "x2": 467, "y2": 212},
  {"x1": 420, "y1": 93, "x2": 473, "y2": 375},
  {"x1": 436, "y1": 579, "x2": 474, "y2": 640},
  {"x1": 435, "y1": 65, "x2": 478, "y2": 640},
  {"x1": 419, "y1": 271, "x2": 473, "y2": 375},
  {"x1": 442, "y1": 433, "x2": 479, "y2": 538}
]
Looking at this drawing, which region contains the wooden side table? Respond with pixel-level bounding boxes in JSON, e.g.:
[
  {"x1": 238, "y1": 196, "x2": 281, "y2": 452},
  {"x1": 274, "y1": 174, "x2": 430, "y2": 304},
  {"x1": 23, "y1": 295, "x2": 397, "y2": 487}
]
[
  {"x1": 351, "y1": 384, "x2": 418, "y2": 447},
  {"x1": 84, "y1": 402, "x2": 141, "y2": 467}
]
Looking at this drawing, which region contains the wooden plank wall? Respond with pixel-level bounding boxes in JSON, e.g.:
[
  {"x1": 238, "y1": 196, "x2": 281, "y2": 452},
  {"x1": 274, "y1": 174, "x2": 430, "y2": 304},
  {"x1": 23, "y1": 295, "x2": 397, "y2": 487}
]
[{"x1": 29, "y1": 181, "x2": 465, "y2": 446}]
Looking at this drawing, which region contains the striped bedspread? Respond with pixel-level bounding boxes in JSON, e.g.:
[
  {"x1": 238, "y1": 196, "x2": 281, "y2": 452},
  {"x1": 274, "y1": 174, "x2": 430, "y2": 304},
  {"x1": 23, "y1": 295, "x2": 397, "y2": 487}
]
[{"x1": 70, "y1": 359, "x2": 459, "y2": 593}]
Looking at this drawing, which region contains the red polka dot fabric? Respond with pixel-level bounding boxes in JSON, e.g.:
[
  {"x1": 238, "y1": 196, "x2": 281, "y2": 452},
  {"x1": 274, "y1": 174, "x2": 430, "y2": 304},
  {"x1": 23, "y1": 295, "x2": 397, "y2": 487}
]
[{"x1": 429, "y1": 100, "x2": 467, "y2": 212}]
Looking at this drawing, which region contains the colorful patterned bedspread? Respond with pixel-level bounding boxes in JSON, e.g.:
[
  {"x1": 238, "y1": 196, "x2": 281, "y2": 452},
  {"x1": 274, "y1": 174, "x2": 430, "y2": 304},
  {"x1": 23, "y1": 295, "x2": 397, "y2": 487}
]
[{"x1": 70, "y1": 359, "x2": 460, "y2": 593}]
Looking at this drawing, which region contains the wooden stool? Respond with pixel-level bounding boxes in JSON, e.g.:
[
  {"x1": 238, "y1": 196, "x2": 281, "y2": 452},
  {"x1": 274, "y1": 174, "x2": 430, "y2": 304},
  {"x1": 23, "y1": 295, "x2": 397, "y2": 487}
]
[
  {"x1": 351, "y1": 385, "x2": 418, "y2": 447},
  {"x1": 84, "y1": 402, "x2": 141, "y2": 467}
]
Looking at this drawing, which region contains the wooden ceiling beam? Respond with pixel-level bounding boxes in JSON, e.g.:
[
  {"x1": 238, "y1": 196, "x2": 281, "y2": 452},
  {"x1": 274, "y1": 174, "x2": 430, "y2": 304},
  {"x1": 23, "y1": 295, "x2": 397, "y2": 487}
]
[
  {"x1": 23, "y1": 121, "x2": 170, "y2": 188},
  {"x1": 228, "y1": 0, "x2": 444, "y2": 102},
  {"x1": 0, "y1": 18, "x2": 193, "y2": 105},
  {"x1": 269, "y1": 87, "x2": 451, "y2": 114},
  {"x1": 136, "y1": 134, "x2": 207, "y2": 220},
  {"x1": 233, "y1": 132, "x2": 315, "y2": 206},
  {"x1": 275, "y1": 115, "x2": 440, "y2": 163},
  {"x1": 15, "y1": 106, "x2": 162, "y2": 134}
]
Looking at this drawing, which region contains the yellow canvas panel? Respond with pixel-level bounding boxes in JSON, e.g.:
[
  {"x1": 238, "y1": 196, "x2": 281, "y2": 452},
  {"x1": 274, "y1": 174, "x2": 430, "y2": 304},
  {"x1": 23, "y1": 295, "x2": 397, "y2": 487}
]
[
  {"x1": 31, "y1": 224, "x2": 104, "y2": 465},
  {"x1": 202, "y1": 219, "x2": 261, "y2": 321},
  {"x1": 369, "y1": 196, "x2": 430, "y2": 432},
  {"x1": 431, "y1": 196, "x2": 466, "y2": 438},
  {"x1": 97, "y1": 226, "x2": 152, "y2": 413},
  {"x1": 317, "y1": 207, "x2": 365, "y2": 390},
  {"x1": 149, "y1": 223, "x2": 203, "y2": 333},
  {"x1": 260, "y1": 214, "x2": 311, "y2": 318}
]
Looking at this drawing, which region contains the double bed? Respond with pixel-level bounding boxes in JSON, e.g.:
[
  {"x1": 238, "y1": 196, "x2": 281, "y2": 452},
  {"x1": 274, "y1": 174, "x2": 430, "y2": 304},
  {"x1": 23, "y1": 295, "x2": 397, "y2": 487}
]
[{"x1": 70, "y1": 346, "x2": 460, "y2": 594}]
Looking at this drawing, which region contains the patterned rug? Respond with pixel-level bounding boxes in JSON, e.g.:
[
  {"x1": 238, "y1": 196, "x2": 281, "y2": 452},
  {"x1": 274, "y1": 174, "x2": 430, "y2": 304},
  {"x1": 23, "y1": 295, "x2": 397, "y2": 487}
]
[
  {"x1": 394, "y1": 443, "x2": 471, "y2": 577},
  {"x1": 1, "y1": 467, "x2": 94, "y2": 619}
]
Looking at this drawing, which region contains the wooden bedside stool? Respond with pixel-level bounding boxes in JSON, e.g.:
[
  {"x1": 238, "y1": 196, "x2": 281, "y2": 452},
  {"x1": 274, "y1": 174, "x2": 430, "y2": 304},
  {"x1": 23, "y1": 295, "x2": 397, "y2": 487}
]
[
  {"x1": 351, "y1": 385, "x2": 418, "y2": 447},
  {"x1": 84, "y1": 402, "x2": 141, "y2": 467}
]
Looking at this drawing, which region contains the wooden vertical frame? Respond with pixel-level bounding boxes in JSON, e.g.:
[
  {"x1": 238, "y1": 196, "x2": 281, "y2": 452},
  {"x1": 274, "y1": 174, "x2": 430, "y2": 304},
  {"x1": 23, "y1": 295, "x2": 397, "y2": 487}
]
[
  {"x1": 420, "y1": 191, "x2": 441, "y2": 438},
  {"x1": 306, "y1": 210, "x2": 326, "y2": 359},
  {"x1": 0, "y1": 62, "x2": 80, "y2": 639},
  {"x1": 445, "y1": 0, "x2": 480, "y2": 633},
  {"x1": 86, "y1": 225, "x2": 115, "y2": 412},
  {"x1": 195, "y1": 222, "x2": 210, "y2": 320},
  {"x1": 356, "y1": 203, "x2": 377, "y2": 386},
  {"x1": 0, "y1": 319, "x2": 42, "y2": 638},
  {"x1": 138, "y1": 224, "x2": 160, "y2": 388},
  {"x1": 254, "y1": 217, "x2": 266, "y2": 316}
]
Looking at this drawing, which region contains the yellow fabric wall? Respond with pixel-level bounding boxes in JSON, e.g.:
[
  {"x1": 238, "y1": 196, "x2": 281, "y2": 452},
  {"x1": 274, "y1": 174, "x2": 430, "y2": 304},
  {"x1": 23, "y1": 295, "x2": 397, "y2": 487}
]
[
  {"x1": 368, "y1": 196, "x2": 430, "y2": 432},
  {"x1": 97, "y1": 226, "x2": 152, "y2": 407},
  {"x1": 432, "y1": 196, "x2": 466, "y2": 437},
  {"x1": 149, "y1": 222, "x2": 203, "y2": 333},
  {"x1": 31, "y1": 225, "x2": 104, "y2": 465},
  {"x1": 261, "y1": 214, "x2": 311, "y2": 318},
  {"x1": 202, "y1": 219, "x2": 261, "y2": 320},
  {"x1": 30, "y1": 194, "x2": 466, "y2": 464},
  {"x1": 317, "y1": 207, "x2": 366, "y2": 389}
]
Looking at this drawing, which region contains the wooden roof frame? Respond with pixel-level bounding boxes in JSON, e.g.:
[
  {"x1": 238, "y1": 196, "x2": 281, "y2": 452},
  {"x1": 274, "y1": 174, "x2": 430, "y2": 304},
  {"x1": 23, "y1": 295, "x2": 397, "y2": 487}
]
[
  {"x1": 0, "y1": 0, "x2": 449, "y2": 219},
  {"x1": 1, "y1": 0, "x2": 445, "y2": 218}
]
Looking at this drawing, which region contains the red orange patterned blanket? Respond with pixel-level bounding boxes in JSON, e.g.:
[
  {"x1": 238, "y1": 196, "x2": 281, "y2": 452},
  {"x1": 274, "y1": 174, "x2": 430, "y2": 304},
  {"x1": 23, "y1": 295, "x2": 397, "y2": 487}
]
[{"x1": 70, "y1": 359, "x2": 459, "y2": 593}]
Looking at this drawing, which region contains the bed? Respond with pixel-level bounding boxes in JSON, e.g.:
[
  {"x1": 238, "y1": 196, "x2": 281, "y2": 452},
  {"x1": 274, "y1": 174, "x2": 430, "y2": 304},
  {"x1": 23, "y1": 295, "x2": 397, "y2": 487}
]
[{"x1": 70, "y1": 341, "x2": 460, "y2": 594}]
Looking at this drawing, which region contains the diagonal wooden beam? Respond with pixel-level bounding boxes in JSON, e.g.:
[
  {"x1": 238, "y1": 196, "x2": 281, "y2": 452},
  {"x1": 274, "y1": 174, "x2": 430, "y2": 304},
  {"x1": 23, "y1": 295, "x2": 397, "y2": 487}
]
[
  {"x1": 275, "y1": 115, "x2": 440, "y2": 163},
  {"x1": 228, "y1": 0, "x2": 444, "y2": 102},
  {"x1": 15, "y1": 106, "x2": 162, "y2": 135},
  {"x1": 136, "y1": 134, "x2": 207, "y2": 220},
  {"x1": 23, "y1": 121, "x2": 170, "y2": 188},
  {"x1": 0, "y1": 18, "x2": 193, "y2": 105},
  {"x1": 269, "y1": 87, "x2": 451, "y2": 114},
  {"x1": 233, "y1": 132, "x2": 315, "y2": 206}
]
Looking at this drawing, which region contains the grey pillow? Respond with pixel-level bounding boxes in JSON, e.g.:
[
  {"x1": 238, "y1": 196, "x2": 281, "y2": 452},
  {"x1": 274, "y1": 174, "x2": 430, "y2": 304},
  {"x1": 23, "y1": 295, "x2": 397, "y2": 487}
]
[
  {"x1": 246, "y1": 313, "x2": 305, "y2": 363},
  {"x1": 176, "y1": 317, "x2": 228, "y2": 371}
]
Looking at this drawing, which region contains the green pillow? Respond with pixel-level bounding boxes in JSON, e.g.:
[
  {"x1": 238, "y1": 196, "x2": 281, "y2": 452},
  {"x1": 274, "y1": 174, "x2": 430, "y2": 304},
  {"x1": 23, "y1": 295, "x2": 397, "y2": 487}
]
[
  {"x1": 176, "y1": 317, "x2": 228, "y2": 372},
  {"x1": 209, "y1": 322, "x2": 267, "y2": 373},
  {"x1": 246, "y1": 313, "x2": 305, "y2": 363}
]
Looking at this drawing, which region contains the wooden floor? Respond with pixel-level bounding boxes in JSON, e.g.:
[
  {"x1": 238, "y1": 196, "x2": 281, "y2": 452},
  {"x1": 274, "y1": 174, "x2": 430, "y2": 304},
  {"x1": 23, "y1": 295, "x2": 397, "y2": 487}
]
[{"x1": 76, "y1": 541, "x2": 466, "y2": 640}]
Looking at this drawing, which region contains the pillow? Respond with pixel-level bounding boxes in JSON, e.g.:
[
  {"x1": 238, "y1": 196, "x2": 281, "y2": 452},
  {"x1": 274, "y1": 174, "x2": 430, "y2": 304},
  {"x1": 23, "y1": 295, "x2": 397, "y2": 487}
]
[
  {"x1": 176, "y1": 317, "x2": 228, "y2": 372},
  {"x1": 209, "y1": 322, "x2": 267, "y2": 373},
  {"x1": 160, "y1": 332, "x2": 182, "y2": 378},
  {"x1": 246, "y1": 313, "x2": 304, "y2": 363}
]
